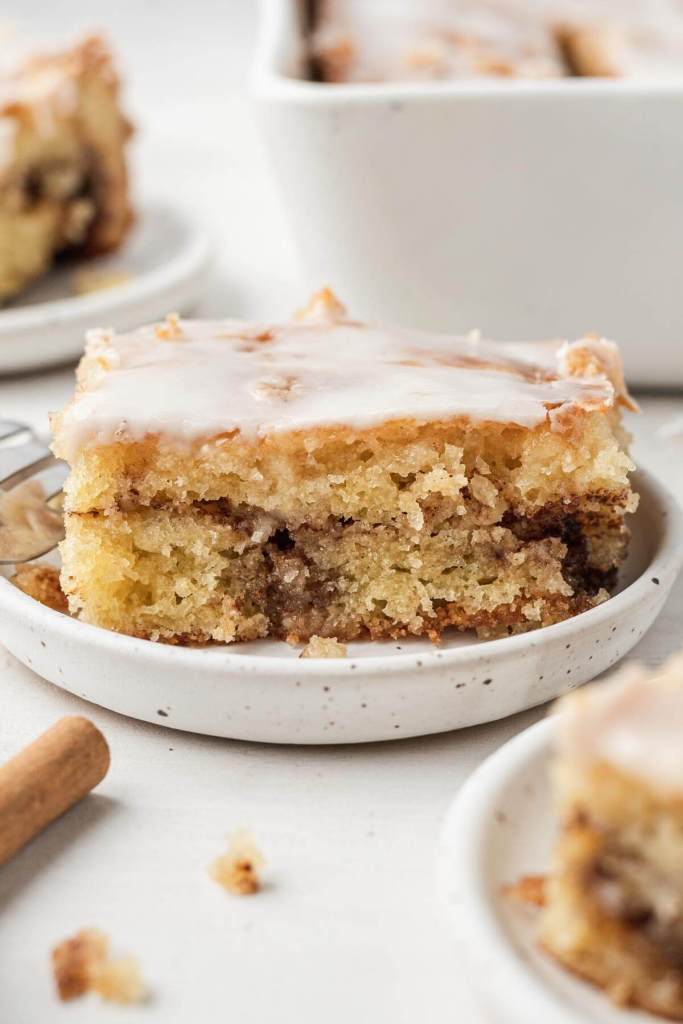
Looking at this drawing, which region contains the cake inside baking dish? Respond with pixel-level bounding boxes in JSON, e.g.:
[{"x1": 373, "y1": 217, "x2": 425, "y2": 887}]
[
  {"x1": 540, "y1": 655, "x2": 683, "y2": 1019},
  {"x1": 308, "y1": 0, "x2": 683, "y2": 82},
  {"x1": 50, "y1": 288, "x2": 637, "y2": 645},
  {"x1": 0, "y1": 35, "x2": 132, "y2": 304}
]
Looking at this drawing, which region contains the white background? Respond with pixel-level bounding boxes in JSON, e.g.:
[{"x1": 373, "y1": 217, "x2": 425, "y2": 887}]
[{"x1": 1, "y1": 3, "x2": 682, "y2": 1022}]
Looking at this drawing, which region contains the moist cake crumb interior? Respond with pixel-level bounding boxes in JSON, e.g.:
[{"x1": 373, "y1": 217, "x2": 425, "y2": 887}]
[{"x1": 50, "y1": 288, "x2": 637, "y2": 646}]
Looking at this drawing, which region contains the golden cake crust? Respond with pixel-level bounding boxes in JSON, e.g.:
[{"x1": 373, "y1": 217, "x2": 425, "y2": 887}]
[{"x1": 51, "y1": 294, "x2": 636, "y2": 645}]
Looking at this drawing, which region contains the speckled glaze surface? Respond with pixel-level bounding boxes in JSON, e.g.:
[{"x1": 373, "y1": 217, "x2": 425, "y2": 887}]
[
  {"x1": 435, "y1": 716, "x2": 656, "y2": 1023},
  {"x1": 0, "y1": 469, "x2": 680, "y2": 744}
]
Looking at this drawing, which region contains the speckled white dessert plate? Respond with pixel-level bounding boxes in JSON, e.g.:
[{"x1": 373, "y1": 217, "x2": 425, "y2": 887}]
[
  {"x1": 0, "y1": 468, "x2": 680, "y2": 744},
  {"x1": 435, "y1": 715, "x2": 658, "y2": 1023},
  {"x1": 0, "y1": 202, "x2": 210, "y2": 375}
]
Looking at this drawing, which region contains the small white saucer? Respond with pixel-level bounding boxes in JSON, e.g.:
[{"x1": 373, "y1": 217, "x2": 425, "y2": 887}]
[
  {"x1": 0, "y1": 202, "x2": 211, "y2": 375},
  {"x1": 436, "y1": 717, "x2": 663, "y2": 1023},
  {"x1": 0, "y1": 469, "x2": 680, "y2": 744}
]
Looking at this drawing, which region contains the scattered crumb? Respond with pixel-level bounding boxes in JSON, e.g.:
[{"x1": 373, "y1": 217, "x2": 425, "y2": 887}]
[
  {"x1": 51, "y1": 929, "x2": 144, "y2": 1004},
  {"x1": 72, "y1": 267, "x2": 131, "y2": 295},
  {"x1": 90, "y1": 956, "x2": 145, "y2": 1004},
  {"x1": 501, "y1": 874, "x2": 547, "y2": 907},
  {"x1": 299, "y1": 635, "x2": 347, "y2": 659},
  {"x1": 11, "y1": 563, "x2": 68, "y2": 613},
  {"x1": 209, "y1": 830, "x2": 264, "y2": 895},
  {"x1": 155, "y1": 312, "x2": 183, "y2": 341},
  {"x1": 52, "y1": 929, "x2": 106, "y2": 1001}
]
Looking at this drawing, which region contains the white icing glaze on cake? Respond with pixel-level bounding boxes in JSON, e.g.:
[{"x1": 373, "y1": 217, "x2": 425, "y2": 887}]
[
  {"x1": 311, "y1": 0, "x2": 565, "y2": 81},
  {"x1": 53, "y1": 290, "x2": 623, "y2": 459},
  {"x1": 310, "y1": 0, "x2": 683, "y2": 81},
  {"x1": 556, "y1": 654, "x2": 683, "y2": 793}
]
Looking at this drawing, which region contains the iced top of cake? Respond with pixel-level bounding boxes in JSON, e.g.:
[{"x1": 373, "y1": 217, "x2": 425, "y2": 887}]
[
  {"x1": 311, "y1": 0, "x2": 565, "y2": 81},
  {"x1": 53, "y1": 289, "x2": 628, "y2": 459},
  {"x1": 310, "y1": 0, "x2": 683, "y2": 81},
  {"x1": 556, "y1": 654, "x2": 683, "y2": 793}
]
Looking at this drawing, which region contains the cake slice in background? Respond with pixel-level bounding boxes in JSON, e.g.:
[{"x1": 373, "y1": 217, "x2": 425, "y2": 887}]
[
  {"x1": 308, "y1": 0, "x2": 683, "y2": 83},
  {"x1": 540, "y1": 655, "x2": 683, "y2": 1018},
  {"x1": 0, "y1": 34, "x2": 133, "y2": 304},
  {"x1": 308, "y1": 0, "x2": 566, "y2": 82}
]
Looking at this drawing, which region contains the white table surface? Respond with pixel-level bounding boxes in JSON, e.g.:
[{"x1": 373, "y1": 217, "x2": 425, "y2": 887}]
[{"x1": 1, "y1": 4, "x2": 683, "y2": 1022}]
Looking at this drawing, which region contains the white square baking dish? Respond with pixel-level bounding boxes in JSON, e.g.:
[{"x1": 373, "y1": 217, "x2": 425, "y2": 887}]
[{"x1": 253, "y1": 0, "x2": 683, "y2": 387}]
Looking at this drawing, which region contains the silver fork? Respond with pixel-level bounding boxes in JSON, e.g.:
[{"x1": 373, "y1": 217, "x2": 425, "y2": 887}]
[{"x1": 0, "y1": 420, "x2": 68, "y2": 564}]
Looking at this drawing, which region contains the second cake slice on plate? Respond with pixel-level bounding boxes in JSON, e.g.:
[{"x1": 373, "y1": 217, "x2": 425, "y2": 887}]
[
  {"x1": 0, "y1": 35, "x2": 132, "y2": 304},
  {"x1": 50, "y1": 289, "x2": 637, "y2": 645},
  {"x1": 540, "y1": 655, "x2": 683, "y2": 1018}
]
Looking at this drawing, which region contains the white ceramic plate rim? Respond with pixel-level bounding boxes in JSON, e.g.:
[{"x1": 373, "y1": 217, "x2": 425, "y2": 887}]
[
  {"x1": 435, "y1": 716, "x2": 589, "y2": 1023},
  {"x1": 254, "y1": 0, "x2": 683, "y2": 103},
  {"x1": 0, "y1": 214, "x2": 210, "y2": 333},
  {"x1": 435, "y1": 715, "x2": 662, "y2": 1022},
  {"x1": 0, "y1": 468, "x2": 680, "y2": 675}
]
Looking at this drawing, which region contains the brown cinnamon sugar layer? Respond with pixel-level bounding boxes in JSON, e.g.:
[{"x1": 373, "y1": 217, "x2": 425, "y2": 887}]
[
  {"x1": 541, "y1": 813, "x2": 683, "y2": 1018},
  {"x1": 60, "y1": 490, "x2": 626, "y2": 644}
]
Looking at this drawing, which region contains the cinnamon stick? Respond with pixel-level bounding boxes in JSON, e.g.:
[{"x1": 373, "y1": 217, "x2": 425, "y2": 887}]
[{"x1": 0, "y1": 716, "x2": 110, "y2": 866}]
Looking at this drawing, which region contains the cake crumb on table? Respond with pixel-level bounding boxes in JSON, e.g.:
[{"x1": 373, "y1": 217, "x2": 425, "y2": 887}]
[
  {"x1": 299, "y1": 635, "x2": 347, "y2": 659},
  {"x1": 52, "y1": 929, "x2": 106, "y2": 1001},
  {"x1": 11, "y1": 563, "x2": 68, "y2": 613},
  {"x1": 209, "y1": 830, "x2": 264, "y2": 895},
  {"x1": 51, "y1": 929, "x2": 144, "y2": 1004},
  {"x1": 154, "y1": 312, "x2": 184, "y2": 341},
  {"x1": 90, "y1": 956, "x2": 145, "y2": 1004}
]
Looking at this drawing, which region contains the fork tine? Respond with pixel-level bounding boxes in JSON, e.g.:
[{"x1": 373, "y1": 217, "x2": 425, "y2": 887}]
[
  {"x1": 0, "y1": 421, "x2": 34, "y2": 443},
  {"x1": 0, "y1": 541, "x2": 62, "y2": 567},
  {"x1": 0, "y1": 447, "x2": 57, "y2": 492},
  {"x1": 28, "y1": 462, "x2": 69, "y2": 502},
  {"x1": 0, "y1": 425, "x2": 66, "y2": 564}
]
